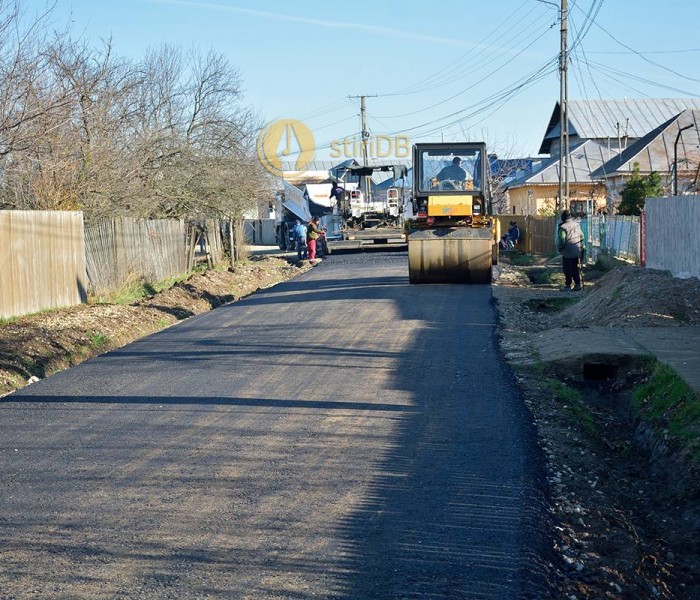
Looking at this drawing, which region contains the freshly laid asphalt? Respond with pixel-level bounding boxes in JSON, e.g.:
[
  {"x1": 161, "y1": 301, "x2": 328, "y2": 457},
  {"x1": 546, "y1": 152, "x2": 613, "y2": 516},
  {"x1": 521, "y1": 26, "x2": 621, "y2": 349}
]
[{"x1": 0, "y1": 251, "x2": 551, "y2": 599}]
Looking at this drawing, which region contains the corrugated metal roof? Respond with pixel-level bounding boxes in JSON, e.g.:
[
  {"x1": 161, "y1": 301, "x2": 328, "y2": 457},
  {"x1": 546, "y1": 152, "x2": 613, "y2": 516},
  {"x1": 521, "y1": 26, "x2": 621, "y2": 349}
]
[
  {"x1": 590, "y1": 109, "x2": 700, "y2": 179},
  {"x1": 281, "y1": 159, "x2": 412, "y2": 186},
  {"x1": 539, "y1": 98, "x2": 700, "y2": 154},
  {"x1": 505, "y1": 139, "x2": 621, "y2": 188},
  {"x1": 280, "y1": 159, "x2": 411, "y2": 172}
]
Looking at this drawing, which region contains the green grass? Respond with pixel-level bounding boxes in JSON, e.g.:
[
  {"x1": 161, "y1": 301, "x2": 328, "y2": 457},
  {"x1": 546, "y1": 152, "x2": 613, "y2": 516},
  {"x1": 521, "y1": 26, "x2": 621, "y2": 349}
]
[
  {"x1": 633, "y1": 362, "x2": 700, "y2": 462},
  {"x1": 543, "y1": 376, "x2": 597, "y2": 437},
  {"x1": 87, "y1": 331, "x2": 109, "y2": 348},
  {"x1": 508, "y1": 253, "x2": 538, "y2": 266},
  {"x1": 527, "y1": 267, "x2": 563, "y2": 285},
  {"x1": 612, "y1": 285, "x2": 624, "y2": 301},
  {"x1": 92, "y1": 272, "x2": 193, "y2": 305}
]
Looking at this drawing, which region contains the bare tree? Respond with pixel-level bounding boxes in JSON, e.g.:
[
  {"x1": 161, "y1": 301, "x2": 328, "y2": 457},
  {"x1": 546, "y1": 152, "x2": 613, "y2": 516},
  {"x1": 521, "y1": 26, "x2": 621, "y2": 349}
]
[{"x1": 0, "y1": 15, "x2": 271, "y2": 222}]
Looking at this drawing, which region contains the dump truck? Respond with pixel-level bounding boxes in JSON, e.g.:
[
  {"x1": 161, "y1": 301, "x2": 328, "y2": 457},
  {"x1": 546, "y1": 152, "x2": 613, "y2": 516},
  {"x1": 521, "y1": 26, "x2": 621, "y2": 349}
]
[{"x1": 406, "y1": 142, "x2": 498, "y2": 284}]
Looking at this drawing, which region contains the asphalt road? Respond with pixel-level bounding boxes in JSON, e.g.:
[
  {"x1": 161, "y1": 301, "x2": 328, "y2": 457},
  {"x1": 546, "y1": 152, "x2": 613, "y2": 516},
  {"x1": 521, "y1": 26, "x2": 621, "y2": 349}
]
[{"x1": 1, "y1": 251, "x2": 551, "y2": 599}]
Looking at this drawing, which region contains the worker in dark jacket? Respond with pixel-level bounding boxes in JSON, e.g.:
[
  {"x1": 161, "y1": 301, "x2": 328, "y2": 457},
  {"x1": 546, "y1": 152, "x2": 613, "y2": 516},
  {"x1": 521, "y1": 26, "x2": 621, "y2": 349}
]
[
  {"x1": 306, "y1": 216, "x2": 324, "y2": 265},
  {"x1": 558, "y1": 209, "x2": 584, "y2": 291}
]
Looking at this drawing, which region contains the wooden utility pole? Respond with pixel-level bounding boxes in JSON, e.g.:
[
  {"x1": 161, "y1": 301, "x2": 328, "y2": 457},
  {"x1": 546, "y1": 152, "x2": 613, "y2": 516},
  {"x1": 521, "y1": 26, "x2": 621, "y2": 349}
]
[{"x1": 558, "y1": 0, "x2": 569, "y2": 212}]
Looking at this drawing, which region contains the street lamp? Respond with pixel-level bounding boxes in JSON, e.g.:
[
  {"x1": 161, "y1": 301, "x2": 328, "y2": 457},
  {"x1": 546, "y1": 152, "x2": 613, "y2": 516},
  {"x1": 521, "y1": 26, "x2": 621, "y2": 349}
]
[{"x1": 673, "y1": 124, "x2": 694, "y2": 196}]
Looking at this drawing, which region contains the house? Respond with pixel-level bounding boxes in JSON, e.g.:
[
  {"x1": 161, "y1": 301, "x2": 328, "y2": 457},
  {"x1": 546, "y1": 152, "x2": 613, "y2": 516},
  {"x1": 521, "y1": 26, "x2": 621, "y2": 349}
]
[
  {"x1": 590, "y1": 109, "x2": 700, "y2": 202},
  {"x1": 505, "y1": 139, "x2": 611, "y2": 215},
  {"x1": 506, "y1": 98, "x2": 700, "y2": 215}
]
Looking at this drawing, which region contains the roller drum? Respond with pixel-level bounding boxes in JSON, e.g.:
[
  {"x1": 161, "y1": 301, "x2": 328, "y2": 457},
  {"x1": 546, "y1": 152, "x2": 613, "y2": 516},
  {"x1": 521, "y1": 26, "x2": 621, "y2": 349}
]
[{"x1": 408, "y1": 228, "x2": 493, "y2": 284}]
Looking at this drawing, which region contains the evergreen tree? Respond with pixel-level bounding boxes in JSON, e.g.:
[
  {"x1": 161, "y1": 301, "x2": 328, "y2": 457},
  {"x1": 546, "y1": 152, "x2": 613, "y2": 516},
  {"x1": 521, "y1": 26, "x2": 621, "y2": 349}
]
[{"x1": 617, "y1": 163, "x2": 663, "y2": 215}]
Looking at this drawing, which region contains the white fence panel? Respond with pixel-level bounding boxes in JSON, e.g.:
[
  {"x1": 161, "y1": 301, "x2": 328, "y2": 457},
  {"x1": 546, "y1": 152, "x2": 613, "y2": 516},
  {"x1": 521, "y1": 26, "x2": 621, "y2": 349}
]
[{"x1": 645, "y1": 196, "x2": 700, "y2": 280}]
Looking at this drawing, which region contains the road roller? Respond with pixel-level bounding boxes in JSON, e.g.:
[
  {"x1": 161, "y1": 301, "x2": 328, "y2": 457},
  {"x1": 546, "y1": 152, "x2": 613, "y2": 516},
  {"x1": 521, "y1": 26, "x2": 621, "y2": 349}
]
[{"x1": 406, "y1": 142, "x2": 498, "y2": 284}]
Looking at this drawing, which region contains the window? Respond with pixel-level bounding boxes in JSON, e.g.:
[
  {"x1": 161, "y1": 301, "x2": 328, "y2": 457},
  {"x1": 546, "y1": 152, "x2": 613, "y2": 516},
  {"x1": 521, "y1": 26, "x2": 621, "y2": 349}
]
[{"x1": 419, "y1": 148, "x2": 483, "y2": 193}]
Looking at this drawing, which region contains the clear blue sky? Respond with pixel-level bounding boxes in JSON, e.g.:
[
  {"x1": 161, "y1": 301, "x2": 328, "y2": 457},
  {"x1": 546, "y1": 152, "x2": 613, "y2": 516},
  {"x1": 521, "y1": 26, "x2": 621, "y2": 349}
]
[{"x1": 28, "y1": 0, "x2": 700, "y2": 159}]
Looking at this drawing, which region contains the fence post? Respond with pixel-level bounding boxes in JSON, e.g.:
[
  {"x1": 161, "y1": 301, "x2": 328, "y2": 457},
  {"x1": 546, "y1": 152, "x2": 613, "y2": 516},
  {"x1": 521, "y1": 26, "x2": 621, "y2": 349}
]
[
  {"x1": 523, "y1": 215, "x2": 529, "y2": 254},
  {"x1": 640, "y1": 210, "x2": 646, "y2": 266}
]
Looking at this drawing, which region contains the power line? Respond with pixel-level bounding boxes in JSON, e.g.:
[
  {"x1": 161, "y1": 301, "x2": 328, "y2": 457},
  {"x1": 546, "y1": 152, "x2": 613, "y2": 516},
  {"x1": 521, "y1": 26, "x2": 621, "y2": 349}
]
[
  {"x1": 390, "y1": 58, "x2": 558, "y2": 139},
  {"x1": 376, "y1": 21, "x2": 558, "y2": 121},
  {"x1": 380, "y1": 0, "x2": 550, "y2": 98},
  {"x1": 576, "y1": 3, "x2": 700, "y2": 85},
  {"x1": 587, "y1": 48, "x2": 700, "y2": 55},
  {"x1": 585, "y1": 58, "x2": 700, "y2": 96}
]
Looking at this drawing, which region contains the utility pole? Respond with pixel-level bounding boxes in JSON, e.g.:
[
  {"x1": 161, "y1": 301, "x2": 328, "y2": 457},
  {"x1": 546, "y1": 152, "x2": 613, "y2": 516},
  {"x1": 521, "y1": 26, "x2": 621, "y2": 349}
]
[
  {"x1": 673, "y1": 124, "x2": 694, "y2": 196},
  {"x1": 349, "y1": 94, "x2": 377, "y2": 166},
  {"x1": 558, "y1": 0, "x2": 569, "y2": 212}
]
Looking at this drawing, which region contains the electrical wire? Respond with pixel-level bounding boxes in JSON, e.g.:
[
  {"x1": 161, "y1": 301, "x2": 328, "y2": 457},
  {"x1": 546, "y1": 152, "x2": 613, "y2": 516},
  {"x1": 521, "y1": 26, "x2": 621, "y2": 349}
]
[
  {"x1": 586, "y1": 59, "x2": 700, "y2": 97},
  {"x1": 391, "y1": 57, "x2": 558, "y2": 139},
  {"x1": 380, "y1": 0, "x2": 552, "y2": 98},
  {"x1": 574, "y1": 2, "x2": 700, "y2": 85},
  {"x1": 376, "y1": 20, "x2": 558, "y2": 120}
]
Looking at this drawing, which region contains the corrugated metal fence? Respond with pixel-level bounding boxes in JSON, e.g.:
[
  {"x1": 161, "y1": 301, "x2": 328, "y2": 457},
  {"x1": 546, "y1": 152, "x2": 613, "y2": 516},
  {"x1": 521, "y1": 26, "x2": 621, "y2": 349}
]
[
  {"x1": 645, "y1": 195, "x2": 700, "y2": 279},
  {"x1": 85, "y1": 218, "x2": 188, "y2": 295},
  {"x1": 0, "y1": 210, "x2": 87, "y2": 319},
  {"x1": 585, "y1": 215, "x2": 640, "y2": 264}
]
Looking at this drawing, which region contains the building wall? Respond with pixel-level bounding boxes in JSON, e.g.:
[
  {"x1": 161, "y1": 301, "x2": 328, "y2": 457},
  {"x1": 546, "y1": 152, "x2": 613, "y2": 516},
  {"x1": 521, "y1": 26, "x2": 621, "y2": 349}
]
[{"x1": 508, "y1": 184, "x2": 606, "y2": 216}]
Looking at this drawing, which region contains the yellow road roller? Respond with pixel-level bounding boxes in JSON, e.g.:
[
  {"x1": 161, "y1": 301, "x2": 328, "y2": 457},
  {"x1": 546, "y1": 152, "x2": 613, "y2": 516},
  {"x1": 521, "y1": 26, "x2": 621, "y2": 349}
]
[{"x1": 407, "y1": 142, "x2": 498, "y2": 284}]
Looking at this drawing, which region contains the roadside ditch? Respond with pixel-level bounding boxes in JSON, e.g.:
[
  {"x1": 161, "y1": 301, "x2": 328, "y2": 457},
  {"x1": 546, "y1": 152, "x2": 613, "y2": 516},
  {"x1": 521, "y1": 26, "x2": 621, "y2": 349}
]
[{"x1": 494, "y1": 257, "x2": 700, "y2": 599}]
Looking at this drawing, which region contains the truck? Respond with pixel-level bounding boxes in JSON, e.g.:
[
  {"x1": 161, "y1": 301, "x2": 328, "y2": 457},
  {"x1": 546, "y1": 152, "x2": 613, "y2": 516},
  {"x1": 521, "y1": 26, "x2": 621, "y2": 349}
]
[
  {"x1": 405, "y1": 142, "x2": 499, "y2": 284},
  {"x1": 327, "y1": 162, "x2": 409, "y2": 251}
]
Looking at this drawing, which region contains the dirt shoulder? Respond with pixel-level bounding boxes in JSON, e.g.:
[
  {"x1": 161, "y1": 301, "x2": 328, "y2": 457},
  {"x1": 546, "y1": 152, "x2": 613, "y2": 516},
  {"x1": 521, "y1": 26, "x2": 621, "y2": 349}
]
[
  {"x1": 0, "y1": 256, "x2": 310, "y2": 398},
  {"x1": 493, "y1": 256, "x2": 700, "y2": 599}
]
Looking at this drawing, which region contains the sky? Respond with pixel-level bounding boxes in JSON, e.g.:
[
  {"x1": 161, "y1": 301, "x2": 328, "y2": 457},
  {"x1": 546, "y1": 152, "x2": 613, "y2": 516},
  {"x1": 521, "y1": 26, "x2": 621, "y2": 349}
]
[{"x1": 26, "y1": 0, "x2": 700, "y2": 161}]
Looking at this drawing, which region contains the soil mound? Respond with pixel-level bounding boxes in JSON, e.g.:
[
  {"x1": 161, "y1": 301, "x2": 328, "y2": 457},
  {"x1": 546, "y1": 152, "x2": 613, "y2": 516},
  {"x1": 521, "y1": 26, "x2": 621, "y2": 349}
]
[{"x1": 555, "y1": 266, "x2": 700, "y2": 328}]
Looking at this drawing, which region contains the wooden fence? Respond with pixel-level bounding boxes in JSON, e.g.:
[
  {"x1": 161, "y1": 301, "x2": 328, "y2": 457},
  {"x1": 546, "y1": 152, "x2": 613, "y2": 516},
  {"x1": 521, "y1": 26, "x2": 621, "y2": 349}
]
[
  {"x1": 495, "y1": 215, "x2": 557, "y2": 255},
  {"x1": 0, "y1": 210, "x2": 87, "y2": 319},
  {"x1": 85, "y1": 218, "x2": 188, "y2": 295}
]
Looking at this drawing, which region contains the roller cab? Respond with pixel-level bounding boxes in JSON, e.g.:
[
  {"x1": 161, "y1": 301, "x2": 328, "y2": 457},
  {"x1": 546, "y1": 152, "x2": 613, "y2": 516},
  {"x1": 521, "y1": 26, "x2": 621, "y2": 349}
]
[{"x1": 407, "y1": 142, "x2": 497, "y2": 284}]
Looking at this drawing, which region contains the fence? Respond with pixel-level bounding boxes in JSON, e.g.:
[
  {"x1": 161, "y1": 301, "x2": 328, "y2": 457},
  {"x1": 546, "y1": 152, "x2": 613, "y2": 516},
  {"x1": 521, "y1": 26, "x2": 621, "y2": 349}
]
[
  {"x1": 0, "y1": 210, "x2": 87, "y2": 319},
  {"x1": 85, "y1": 218, "x2": 188, "y2": 295},
  {"x1": 244, "y1": 219, "x2": 277, "y2": 246},
  {"x1": 585, "y1": 215, "x2": 640, "y2": 264},
  {"x1": 189, "y1": 219, "x2": 228, "y2": 269},
  {"x1": 645, "y1": 195, "x2": 700, "y2": 279},
  {"x1": 495, "y1": 215, "x2": 557, "y2": 255},
  {"x1": 501, "y1": 213, "x2": 642, "y2": 262}
]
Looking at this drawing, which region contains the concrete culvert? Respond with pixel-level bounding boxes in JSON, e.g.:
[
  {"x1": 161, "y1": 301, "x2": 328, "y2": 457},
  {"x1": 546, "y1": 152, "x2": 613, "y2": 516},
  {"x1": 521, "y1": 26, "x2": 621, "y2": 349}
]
[{"x1": 583, "y1": 362, "x2": 619, "y2": 381}]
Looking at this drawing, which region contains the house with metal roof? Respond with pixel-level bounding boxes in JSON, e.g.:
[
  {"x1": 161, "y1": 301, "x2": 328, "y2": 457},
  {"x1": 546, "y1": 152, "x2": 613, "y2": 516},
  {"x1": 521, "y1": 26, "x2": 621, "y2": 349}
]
[
  {"x1": 589, "y1": 109, "x2": 700, "y2": 199},
  {"x1": 539, "y1": 98, "x2": 700, "y2": 155},
  {"x1": 505, "y1": 98, "x2": 700, "y2": 215},
  {"x1": 505, "y1": 138, "x2": 612, "y2": 215}
]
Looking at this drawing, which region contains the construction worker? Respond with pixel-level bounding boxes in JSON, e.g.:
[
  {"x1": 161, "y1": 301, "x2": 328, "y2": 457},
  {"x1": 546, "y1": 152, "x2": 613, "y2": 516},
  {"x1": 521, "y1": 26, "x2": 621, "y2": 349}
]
[
  {"x1": 558, "y1": 210, "x2": 584, "y2": 291},
  {"x1": 306, "y1": 216, "x2": 324, "y2": 265}
]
